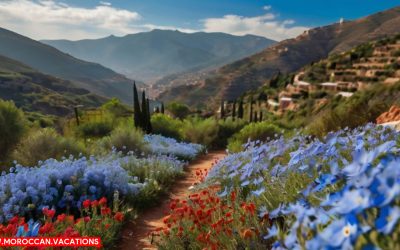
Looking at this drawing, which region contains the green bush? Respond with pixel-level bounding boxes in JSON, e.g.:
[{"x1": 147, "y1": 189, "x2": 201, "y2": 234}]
[
  {"x1": 12, "y1": 128, "x2": 85, "y2": 166},
  {"x1": 75, "y1": 120, "x2": 113, "y2": 138},
  {"x1": 96, "y1": 124, "x2": 148, "y2": 155},
  {"x1": 181, "y1": 117, "x2": 219, "y2": 147},
  {"x1": 227, "y1": 122, "x2": 283, "y2": 152},
  {"x1": 214, "y1": 118, "x2": 247, "y2": 148},
  {"x1": 151, "y1": 113, "x2": 183, "y2": 140},
  {"x1": 0, "y1": 99, "x2": 26, "y2": 162},
  {"x1": 167, "y1": 102, "x2": 191, "y2": 119}
]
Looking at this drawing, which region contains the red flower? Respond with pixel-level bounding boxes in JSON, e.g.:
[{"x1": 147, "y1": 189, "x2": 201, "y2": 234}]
[
  {"x1": 57, "y1": 214, "x2": 66, "y2": 222},
  {"x1": 114, "y1": 212, "x2": 124, "y2": 222},
  {"x1": 91, "y1": 200, "x2": 99, "y2": 207},
  {"x1": 230, "y1": 191, "x2": 236, "y2": 202},
  {"x1": 42, "y1": 208, "x2": 56, "y2": 219},
  {"x1": 9, "y1": 216, "x2": 19, "y2": 224},
  {"x1": 84, "y1": 216, "x2": 91, "y2": 223},
  {"x1": 99, "y1": 197, "x2": 107, "y2": 206},
  {"x1": 101, "y1": 207, "x2": 111, "y2": 216},
  {"x1": 105, "y1": 224, "x2": 111, "y2": 229},
  {"x1": 82, "y1": 199, "x2": 91, "y2": 209}
]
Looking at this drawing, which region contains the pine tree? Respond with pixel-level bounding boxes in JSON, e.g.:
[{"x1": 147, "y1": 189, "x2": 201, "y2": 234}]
[
  {"x1": 238, "y1": 99, "x2": 244, "y2": 119},
  {"x1": 133, "y1": 82, "x2": 141, "y2": 128},
  {"x1": 146, "y1": 98, "x2": 153, "y2": 133},
  {"x1": 232, "y1": 101, "x2": 236, "y2": 121},
  {"x1": 141, "y1": 91, "x2": 147, "y2": 131},
  {"x1": 220, "y1": 100, "x2": 225, "y2": 119},
  {"x1": 161, "y1": 103, "x2": 165, "y2": 114}
]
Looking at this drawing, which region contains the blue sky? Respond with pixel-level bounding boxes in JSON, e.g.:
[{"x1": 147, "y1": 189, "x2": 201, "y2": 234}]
[{"x1": 0, "y1": 0, "x2": 398, "y2": 41}]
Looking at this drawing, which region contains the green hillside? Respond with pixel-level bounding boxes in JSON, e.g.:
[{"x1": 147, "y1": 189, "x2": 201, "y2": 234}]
[
  {"x1": 0, "y1": 27, "x2": 136, "y2": 103},
  {"x1": 0, "y1": 55, "x2": 106, "y2": 116}
]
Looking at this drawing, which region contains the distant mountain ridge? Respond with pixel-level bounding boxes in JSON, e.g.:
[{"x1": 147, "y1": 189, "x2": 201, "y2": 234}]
[
  {"x1": 159, "y1": 6, "x2": 400, "y2": 108},
  {"x1": 42, "y1": 30, "x2": 275, "y2": 82},
  {"x1": 0, "y1": 27, "x2": 136, "y2": 103},
  {"x1": 0, "y1": 54, "x2": 106, "y2": 116}
]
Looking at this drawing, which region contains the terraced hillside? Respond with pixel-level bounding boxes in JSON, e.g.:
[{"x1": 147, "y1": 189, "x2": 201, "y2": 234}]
[
  {"x1": 159, "y1": 6, "x2": 400, "y2": 109},
  {"x1": 0, "y1": 55, "x2": 106, "y2": 116}
]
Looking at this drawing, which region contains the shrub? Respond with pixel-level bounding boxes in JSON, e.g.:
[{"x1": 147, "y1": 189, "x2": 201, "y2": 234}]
[
  {"x1": 97, "y1": 124, "x2": 148, "y2": 155},
  {"x1": 75, "y1": 120, "x2": 113, "y2": 138},
  {"x1": 181, "y1": 117, "x2": 219, "y2": 147},
  {"x1": 151, "y1": 113, "x2": 183, "y2": 140},
  {"x1": 167, "y1": 102, "x2": 191, "y2": 119},
  {"x1": 0, "y1": 99, "x2": 26, "y2": 162},
  {"x1": 213, "y1": 118, "x2": 247, "y2": 148},
  {"x1": 144, "y1": 134, "x2": 205, "y2": 161},
  {"x1": 227, "y1": 122, "x2": 282, "y2": 152},
  {"x1": 12, "y1": 128, "x2": 85, "y2": 166}
]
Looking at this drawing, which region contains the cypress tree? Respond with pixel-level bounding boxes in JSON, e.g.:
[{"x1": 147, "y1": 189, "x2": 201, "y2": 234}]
[
  {"x1": 161, "y1": 103, "x2": 165, "y2": 114},
  {"x1": 254, "y1": 111, "x2": 258, "y2": 123},
  {"x1": 146, "y1": 98, "x2": 153, "y2": 133},
  {"x1": 133, "y1": 82, "x2": 141, "y2": 128},
  {"x1": 238, "y1": 99, "x2": 244, "y2": 119},
  {"x1": 259, "y1": 111, "x2": 263, "y2": 122},
  {"x1": 141, "y1": 91, "x2": 147, "y2": 131},
  {"x1": 232, "y1": 101, "x2": 236, "y2": 121},
  {"x1": 155, "y1": 107, "x2": 160, "y2": 113},
  {"x1": 220, "y1": 100, "x2": 225, "y2": 119},
  {"x1": 249, "y1": 97, "x2": 253, "y2": 123}
]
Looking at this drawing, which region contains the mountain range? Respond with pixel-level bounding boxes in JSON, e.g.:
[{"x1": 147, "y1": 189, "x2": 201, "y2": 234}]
[
  {"x1": 0, "y1": 27, "x2": 135, "y2": 103},
  {"x1": 42, "y1": 30, "x2": 275, "y2": 82},
  {"x1": 159, "y1": 6, "x2": 400, "y2": 108},
  {"x1": 0, "y1": 54, "x2": 106, "y2": 116}
]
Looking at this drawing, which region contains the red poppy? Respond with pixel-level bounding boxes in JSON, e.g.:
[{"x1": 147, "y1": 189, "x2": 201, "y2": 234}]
[
  {"x1": 99, "y1": 197, "x2": 107, "y2": 206},
  {"x1": 101, "y1": 207, "x2": 111, "y2": 216},
  {"x1": 114, "y1": 212, "x2": 124, "y2": 222},
  {"x1": 82, "y1": 199, "x2": 91, "y2": 209},
  {"x1": 57, "y1": 214, "x2": 66, "y2": 222}
]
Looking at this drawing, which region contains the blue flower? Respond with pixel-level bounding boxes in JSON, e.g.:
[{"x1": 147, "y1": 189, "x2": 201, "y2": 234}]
[{"x1": 375, "y1": 206, "x2": 400, "y2": 234}]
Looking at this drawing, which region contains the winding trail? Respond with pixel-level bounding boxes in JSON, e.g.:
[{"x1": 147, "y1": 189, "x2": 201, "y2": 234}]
[{"x1": 119, "y1": 151, "x2": 226, "y2": 250}]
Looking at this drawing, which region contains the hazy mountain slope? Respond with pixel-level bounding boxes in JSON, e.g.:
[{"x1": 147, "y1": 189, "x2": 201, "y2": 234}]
[
  {"x1": 159, "y1": 6, "x2": 400, "y2": 108},
  {"x1": 0, "y1": 27, "x2": 135, "y2": 103},
  {"x1": 42, "y1": 30, "x2": 275, "y2": 81},
  {"x1": 0, "y1": 54, "x2": 106, "y2": 116}
]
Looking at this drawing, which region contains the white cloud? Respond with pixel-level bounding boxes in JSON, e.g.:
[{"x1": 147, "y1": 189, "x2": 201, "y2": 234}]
[
  {"x1": 0, "y1": 0, "x2": 142, "y2": 40},
  {"x1": 202, "y1": 8, "x2": 309, "y2": 41},
  {"x1": 263, "y1": 5, "x2": 271, "y2": 11},
  {"x1": 99, "y1": 1, "x2": 111, "y2": 6}
]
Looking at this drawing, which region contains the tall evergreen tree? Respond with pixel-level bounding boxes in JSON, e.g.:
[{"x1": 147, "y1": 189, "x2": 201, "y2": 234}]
[
  {"x1": 161, "y1": 102, "x2": 165, "y2": 114},
  {"x1": 254, "y1": 111, "x2": 258, "y2": 123},
  {"x1": 155, "y1": 107, "x2": 160, "y2": 113},
  {"x1": 133, "y1": 82, "x2": 141, "y2": 128},
  {"x1": 141, "y1": 91, "x2": 147, "y2": 131},
  {"x1": 259, "y1": 111, "x2": 263, "y2": 122},
  {"x1": 249, "y1": 97, "x2": 254, "y2": 123},
  {"x1": 220, "y1": 100, "x2": 225, "y2": 119},
  {"x1": 238, "y1": 99, "x2": 244, "y2": 119},
  {"x1": 232, "y1": 101, "x2": 236, "y2": 121},
  {"x1": 146, "y1": 98, "x2": 153, "y2": 133}
]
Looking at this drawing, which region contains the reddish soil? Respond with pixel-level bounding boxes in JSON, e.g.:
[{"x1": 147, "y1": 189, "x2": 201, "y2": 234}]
[
  {"x1": 376, "y1": 106, "x2": 400, "y2": 124},
  {"x1": 119, "y1": 151, "x2": 226, "y2": 250}
]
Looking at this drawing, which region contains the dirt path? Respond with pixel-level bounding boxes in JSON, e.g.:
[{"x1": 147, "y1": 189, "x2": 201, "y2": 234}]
[{"x1": 119, "y1": 151, "x2": 226, "y2": 250}]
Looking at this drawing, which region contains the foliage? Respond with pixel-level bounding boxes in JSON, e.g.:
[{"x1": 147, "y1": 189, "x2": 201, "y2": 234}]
[
  {"x1": 101, "y1": 97, "x2": 131, "y2": 118},
  {"x1": 0, "y1": 197, "x2": 124, "y2": 248},
  {"x1": 144, "y1": 134, "x2": 205, "y2": 161},
  {"x1": 0, "y1": 154, "x2": 140, "y2": 223},
  {"x1": 96, "y1": 124, "x2": 148, "y2": 155},
  {"x1": 181, "y1": 117, "x2": 219, "y2": 147},
  {"x1": 75, "y1": 120, "x2": 113, "y2": 138},
  {"x1": 12, "y1": 128, "x2": 85, "y2": 167},
  {"x1": 227, "y1": 122, "x2": 283, "y2": 152},
  {"x1": 0, "y1": 99, "x2": 26, "y2": 162},
  {"x1": 122, "y1": 155, "x2": 185, "y2": 209},
  {"x1": 207, "y1": 124, "x2": 400, "y2": 249},
  {"x1": 167, "y1": 102, "x2": 191, "y2": 119},
  {"x1": 214, "y1": 118, "x2": 247, "y2": 148},
  {"x1": 151, "y1": 113, "x2": 183, "y2": 140},
  {"x1": 152, "y1": 189, "x2": 266, "y2": 250}
]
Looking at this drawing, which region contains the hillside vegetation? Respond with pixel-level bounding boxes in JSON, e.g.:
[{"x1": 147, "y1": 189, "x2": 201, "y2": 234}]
[
  {"x1": 159, "y1": 6, "x2": 400, "y2": 108},
  {"x1": 0, "y1": 27, "x2": 136, "y2": 103},
  {"x1": 0, "y1": 55, "x2": 106, "y2": 116}
]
